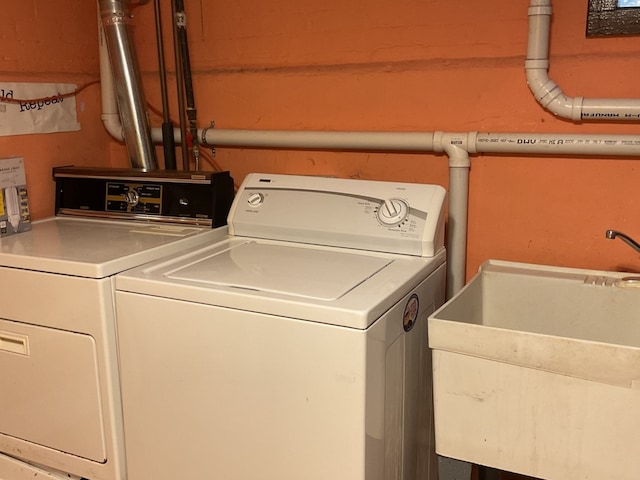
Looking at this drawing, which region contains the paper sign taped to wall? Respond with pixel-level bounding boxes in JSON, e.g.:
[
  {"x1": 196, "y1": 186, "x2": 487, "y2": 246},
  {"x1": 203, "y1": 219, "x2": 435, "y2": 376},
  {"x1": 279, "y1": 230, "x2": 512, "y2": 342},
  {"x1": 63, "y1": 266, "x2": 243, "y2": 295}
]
[{"x1": 0, "y1": 82, "x2": 81, "y2": 136}]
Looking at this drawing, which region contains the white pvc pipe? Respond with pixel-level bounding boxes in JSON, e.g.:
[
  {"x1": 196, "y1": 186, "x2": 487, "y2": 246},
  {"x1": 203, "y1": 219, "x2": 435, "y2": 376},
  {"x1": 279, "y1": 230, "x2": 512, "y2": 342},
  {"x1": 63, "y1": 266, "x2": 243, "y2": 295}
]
[
  {"x1": 433, "y1": 132, "x2": 475, "y2": 298},
  {"x1": 201, "y1": 129, "x2": 435, "y2": 151},
  {"x1": 475, "y1": 132, "x2": 640, "y2": 156},
  {"x1": 202, "y1": 130, "x2": 640, "y2": 157},
  {"x1": 98, "y1": 7, "x2": 123, "y2": 141},
  {"x1": 526, "y1": 0, "x2": 640, "y2": 121},
  {"x1": 447, "y1": 166, "x2": 469, "y2": 298}
]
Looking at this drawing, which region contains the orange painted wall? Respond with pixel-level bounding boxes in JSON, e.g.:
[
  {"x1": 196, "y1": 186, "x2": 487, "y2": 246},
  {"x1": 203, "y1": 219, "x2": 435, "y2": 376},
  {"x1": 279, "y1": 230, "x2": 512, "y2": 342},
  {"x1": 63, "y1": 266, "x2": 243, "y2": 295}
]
[
  {"x1": 0, "y1": 1, "x2": 125, "y2": 219},
  {"x1": 8, "y1": 0, "x2": 640, "y2": 279}
]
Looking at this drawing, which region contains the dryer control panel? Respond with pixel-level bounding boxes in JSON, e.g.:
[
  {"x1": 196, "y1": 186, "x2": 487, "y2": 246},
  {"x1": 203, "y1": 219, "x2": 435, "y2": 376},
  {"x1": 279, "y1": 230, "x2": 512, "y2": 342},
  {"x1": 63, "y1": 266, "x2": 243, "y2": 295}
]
[
  {"x1": 53, "y1": 167, "x2": 234, "y2": 227},
  {"x1": 228, "y1": 173, "x2": 446, "y2": 257}
]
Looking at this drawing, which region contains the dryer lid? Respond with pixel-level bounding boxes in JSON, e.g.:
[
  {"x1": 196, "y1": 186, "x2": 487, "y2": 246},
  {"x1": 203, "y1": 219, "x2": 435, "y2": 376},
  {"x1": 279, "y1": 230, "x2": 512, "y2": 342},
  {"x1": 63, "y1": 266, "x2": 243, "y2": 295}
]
[
  {"x1": 166, "y1": 241, "x2": 392, "y2": 301},
  {"x1": 0, "y1": 217, "x2": 221, "y2": 278}
]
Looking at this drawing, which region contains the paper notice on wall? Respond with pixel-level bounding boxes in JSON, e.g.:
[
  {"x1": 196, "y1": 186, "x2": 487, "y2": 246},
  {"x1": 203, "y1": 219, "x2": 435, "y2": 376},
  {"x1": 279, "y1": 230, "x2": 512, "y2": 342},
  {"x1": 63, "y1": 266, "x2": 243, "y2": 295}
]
[{"x1": 0, "y1": 82, "x2": 81, "y2": 136}]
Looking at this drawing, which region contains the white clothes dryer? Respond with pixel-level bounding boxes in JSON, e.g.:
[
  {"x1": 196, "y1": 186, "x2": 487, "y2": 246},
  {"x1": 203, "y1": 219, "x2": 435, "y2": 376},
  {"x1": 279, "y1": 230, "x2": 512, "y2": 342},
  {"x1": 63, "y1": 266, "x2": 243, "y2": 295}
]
[
  {"x1": 115, "y1": 173, "x2": 447, "y2": 480},
  {"x1": 0, "y1": 168, "x2": 233, "y2": 480}
]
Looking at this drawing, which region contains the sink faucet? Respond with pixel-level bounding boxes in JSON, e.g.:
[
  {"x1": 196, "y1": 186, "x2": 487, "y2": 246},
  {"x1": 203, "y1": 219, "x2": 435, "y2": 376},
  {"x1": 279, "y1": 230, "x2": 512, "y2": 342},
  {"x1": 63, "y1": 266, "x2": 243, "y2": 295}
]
[{"x1": 605, "y1": 229, "x2": 640, "y2": 253}]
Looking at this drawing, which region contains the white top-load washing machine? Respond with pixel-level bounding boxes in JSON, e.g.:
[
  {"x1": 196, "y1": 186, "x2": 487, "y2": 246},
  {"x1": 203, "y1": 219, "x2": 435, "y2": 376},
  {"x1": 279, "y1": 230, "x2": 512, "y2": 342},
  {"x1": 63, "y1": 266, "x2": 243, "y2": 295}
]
[
  {"x1": 115, "y1": 173, "x2": 447, "y2": 480},
  {"x1": 0, "y1": 167, "x2": 233, "y2": 480}
]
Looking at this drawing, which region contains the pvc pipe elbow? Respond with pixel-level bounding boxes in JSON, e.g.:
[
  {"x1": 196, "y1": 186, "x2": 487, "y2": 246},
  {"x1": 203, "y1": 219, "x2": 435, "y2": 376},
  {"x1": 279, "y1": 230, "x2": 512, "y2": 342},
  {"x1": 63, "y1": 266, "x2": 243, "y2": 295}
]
[
  {"x1": 525, "y1": 66, "x2": 583, "y2": 121},
  {"x1": 547, "y1": 94, "x2": 584, "y2": 122},
  {"x1": 101, "y1": 113, "x2": 125, "y2": 141}
]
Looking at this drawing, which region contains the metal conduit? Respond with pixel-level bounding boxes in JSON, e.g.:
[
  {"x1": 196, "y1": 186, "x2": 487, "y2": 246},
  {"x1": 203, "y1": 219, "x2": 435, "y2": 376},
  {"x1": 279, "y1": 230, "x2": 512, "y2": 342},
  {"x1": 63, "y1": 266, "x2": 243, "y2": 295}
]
[{"x1": 98, "y1": 0, "x2": 158, "y2": 170}]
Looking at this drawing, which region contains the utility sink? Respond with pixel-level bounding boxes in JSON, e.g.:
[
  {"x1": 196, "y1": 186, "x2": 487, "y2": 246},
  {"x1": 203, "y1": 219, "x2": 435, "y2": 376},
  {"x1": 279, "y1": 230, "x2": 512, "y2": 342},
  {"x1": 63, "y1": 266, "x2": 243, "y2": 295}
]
[{"x1": 428, "y1": 260, "x2": 640, "y2": 480}]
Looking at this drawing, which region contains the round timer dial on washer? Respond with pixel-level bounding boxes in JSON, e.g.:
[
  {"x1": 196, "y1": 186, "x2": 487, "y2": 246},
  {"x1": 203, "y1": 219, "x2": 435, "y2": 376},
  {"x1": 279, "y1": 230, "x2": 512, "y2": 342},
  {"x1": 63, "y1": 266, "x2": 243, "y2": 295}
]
[
  {"x1": 247, "y1": 192, "x2": 265, "y2": 207},
  {"x1": 376, "y1": 198, "x2": 409, "y2": 226}
]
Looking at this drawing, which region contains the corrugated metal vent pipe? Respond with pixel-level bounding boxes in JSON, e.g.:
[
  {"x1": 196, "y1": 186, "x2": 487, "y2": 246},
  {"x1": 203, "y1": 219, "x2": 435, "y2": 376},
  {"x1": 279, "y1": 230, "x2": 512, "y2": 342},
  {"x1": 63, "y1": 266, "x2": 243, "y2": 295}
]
[{"x1": 98, "y1": 0, "x2": 158, "y2": 170}]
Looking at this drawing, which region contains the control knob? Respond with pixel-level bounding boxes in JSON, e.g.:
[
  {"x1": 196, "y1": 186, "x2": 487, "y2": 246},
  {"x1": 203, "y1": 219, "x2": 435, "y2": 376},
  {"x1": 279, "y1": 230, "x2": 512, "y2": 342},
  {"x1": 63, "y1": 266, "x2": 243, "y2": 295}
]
[
  {"x1": 247, "y1": 192, "x2": 264, "y2": 207},
  {"x1": 377, "y1": 198, "x2": 409, "y2": 226},
  {"x1": 123, "y1": 189, "x2": 140, "y2": 207}
]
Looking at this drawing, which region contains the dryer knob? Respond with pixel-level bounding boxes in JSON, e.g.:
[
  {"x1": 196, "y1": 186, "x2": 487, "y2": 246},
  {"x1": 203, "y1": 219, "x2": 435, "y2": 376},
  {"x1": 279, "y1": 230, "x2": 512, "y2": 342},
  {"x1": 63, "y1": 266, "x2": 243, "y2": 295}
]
[{"x1": 123, "y1": 189, "x2": 140, "y2": 207}]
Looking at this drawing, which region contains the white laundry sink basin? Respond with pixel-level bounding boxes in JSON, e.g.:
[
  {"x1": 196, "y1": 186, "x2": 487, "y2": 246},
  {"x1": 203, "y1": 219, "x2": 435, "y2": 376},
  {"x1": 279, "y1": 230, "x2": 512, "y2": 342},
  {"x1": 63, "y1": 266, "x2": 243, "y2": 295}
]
[
  {"x1": 428, "y1": 260, "x2": 640, "y2": 480},
  {"x1": 430, "y1": 260, "x2": 640, "y2": 387}
]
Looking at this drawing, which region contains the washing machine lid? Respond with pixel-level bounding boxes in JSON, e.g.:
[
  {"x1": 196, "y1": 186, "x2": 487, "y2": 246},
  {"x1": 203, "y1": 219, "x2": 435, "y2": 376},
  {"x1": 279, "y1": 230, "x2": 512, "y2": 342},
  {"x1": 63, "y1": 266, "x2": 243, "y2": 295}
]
[
  {"x1": 0, "y1": 217, "x2": 225, "y2": 278},
  {"x1": 167, "y1": 241, "x2": 392, "y2": 301},
  {"x1": 116, "y1": 237, "x2": 446, "y2": 329}
]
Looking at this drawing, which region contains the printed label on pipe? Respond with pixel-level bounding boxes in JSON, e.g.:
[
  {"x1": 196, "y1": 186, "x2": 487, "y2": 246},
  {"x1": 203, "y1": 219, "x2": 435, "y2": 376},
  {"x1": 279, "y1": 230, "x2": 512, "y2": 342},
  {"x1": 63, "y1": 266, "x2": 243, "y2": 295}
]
[{"x1": 0, "y1": 82, "x2": 80, "y2": 137}]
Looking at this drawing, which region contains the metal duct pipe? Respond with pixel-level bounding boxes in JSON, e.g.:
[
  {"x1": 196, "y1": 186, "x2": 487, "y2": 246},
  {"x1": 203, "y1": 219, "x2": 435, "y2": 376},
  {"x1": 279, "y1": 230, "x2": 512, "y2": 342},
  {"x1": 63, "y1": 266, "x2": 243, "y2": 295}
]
[{"x1": 99, "y1": 0, "x2": 158, "y2": 170}]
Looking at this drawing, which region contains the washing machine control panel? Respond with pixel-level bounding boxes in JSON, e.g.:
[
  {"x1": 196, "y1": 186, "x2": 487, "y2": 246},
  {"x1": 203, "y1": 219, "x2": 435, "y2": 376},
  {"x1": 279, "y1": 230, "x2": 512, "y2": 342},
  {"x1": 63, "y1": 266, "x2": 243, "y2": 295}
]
[{"x1": 229, "y1": 173, "x2": 446, "y2": 257}]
